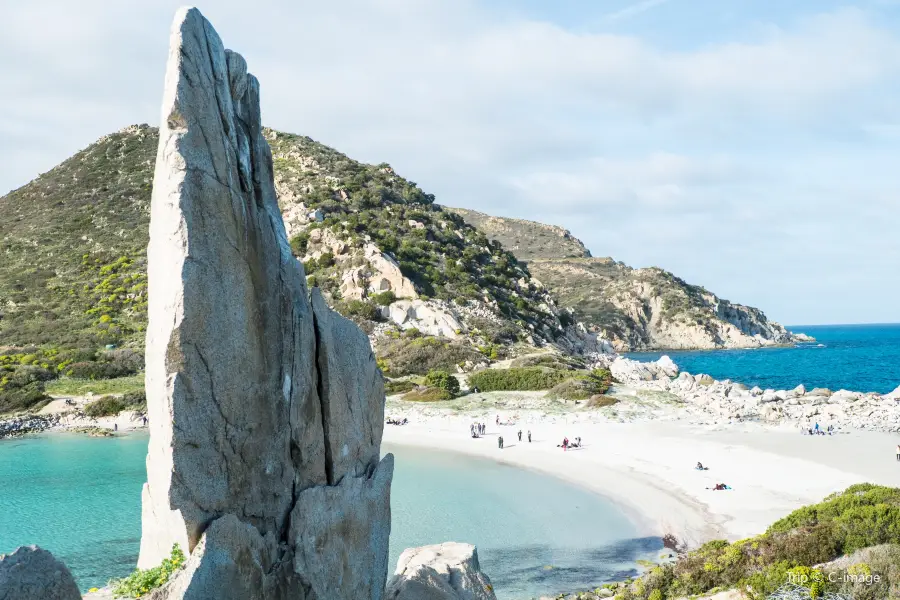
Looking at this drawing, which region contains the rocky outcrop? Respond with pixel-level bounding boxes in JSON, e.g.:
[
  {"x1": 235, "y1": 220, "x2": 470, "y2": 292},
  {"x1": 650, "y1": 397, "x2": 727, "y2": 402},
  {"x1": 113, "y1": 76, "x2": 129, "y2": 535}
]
[
  {"x1": 385, "y1": 299, "x2": 464, "y2": 338},
  {"x1": 609, "y1": 357, "x2": 900, "y2": 433},
  {"x1": 0, "y1": 414, "x2": 60, "y2": 439},
  {"x1": 0, "y1": 546, "x2": 80, "y2": 600},
  {"x1": 609, "y1": 355, "x2": 679, "y2": 382},
  {"x1": 385, "y1": 543, "x2": 497, "y2": 600},
  {"x1": 138, "y1": 8, "x2": 391, "y2": 599},
  {"x1": 448, "y1": 210, "x2": 810, "y2": 352}
]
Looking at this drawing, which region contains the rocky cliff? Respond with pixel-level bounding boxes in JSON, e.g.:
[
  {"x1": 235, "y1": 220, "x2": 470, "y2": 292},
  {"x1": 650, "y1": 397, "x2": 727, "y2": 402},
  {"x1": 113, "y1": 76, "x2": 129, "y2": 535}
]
[{"x1": 450, "y1": 208, "x2": 807, "y2": 351}]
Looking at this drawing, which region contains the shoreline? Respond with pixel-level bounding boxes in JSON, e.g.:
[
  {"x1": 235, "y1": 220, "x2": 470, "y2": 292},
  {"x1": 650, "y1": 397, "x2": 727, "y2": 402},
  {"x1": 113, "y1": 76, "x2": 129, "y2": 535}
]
[{"x1": 382, "y1": 410, "x2": 900, "y2": 550}]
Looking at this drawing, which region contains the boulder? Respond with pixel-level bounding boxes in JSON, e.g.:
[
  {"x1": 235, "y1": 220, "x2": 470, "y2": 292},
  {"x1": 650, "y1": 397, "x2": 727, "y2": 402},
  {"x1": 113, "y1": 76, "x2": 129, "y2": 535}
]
[
  {"x1": 139, "y1": 8, "x2": 391, "y2": 599},
  {"x1": 655, "y1": 355, "x2": 679, "y2": 377},
  {"x1": 0, "y1": 546, "x2": 80, "y2": 600},
  {"x1": 385, "y1": 543, "x2": 497, "y2": 600},
  {"x1": 695, "y1": 374, "x2": 715, "y2": 386}
]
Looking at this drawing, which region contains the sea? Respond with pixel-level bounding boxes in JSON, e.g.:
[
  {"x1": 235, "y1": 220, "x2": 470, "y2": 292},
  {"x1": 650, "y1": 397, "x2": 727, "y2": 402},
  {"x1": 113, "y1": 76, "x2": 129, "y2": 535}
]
[
  {"x1": 0, "y1": 434, "x2": 657, "y2": 599},
  {"x1": 627, "y1": 323, "x2": 900, "y2": 395}
]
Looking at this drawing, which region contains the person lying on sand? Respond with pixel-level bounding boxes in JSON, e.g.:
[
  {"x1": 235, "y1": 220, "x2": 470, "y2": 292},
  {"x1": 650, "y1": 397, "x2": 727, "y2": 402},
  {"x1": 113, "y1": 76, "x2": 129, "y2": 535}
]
[
  {"x1": 707, "y1": 483, "x2": 731, "y2": 491},
  {"x1": 696, "y1": 462, "x2": 708, "y2": 470}
]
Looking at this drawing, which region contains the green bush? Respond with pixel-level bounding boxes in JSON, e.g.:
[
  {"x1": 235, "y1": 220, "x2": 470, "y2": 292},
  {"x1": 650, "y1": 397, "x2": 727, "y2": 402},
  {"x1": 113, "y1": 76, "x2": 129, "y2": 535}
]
[
  {"x1": 546, "y1": 369, "x2": 612, "y2": 400},
  {"x1": 336, "y1": 299, "x2": 380, "y2": 321},
  {"x1": 289, "y1": 231, "x2": 310, "y2": 256},
  {"x1": 370, "y1": 290, "x2": 396, "y2": 306},
  {"x1": 467, "y1": 367, "x2": 571, "y2": 392},
  {"x1": 375, "y1": 335, "x2": 480, "y2": 376},
  {"x1": 112, "y1": 544, "x2": 185, "y2": 598},
  {"x1": 424, "y1": 370, "x2": 459, "y2": 396},
  {"x1": 84, "y1": 395, "x2": 127, "y2": 417},
  {"x1": 620, "y1": 485, "x2": 900, "y2": 600}
]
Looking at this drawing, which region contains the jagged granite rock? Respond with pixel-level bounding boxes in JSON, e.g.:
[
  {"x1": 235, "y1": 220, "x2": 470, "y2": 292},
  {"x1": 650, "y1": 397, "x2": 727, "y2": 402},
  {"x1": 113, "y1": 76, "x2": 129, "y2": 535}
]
[
  {"x1": 138, "y1": 7, "x2": 391, "y2": 599},
  {"x1": 0, "y1": 546, "x2": 80, "y2": 600},
  {"x1": 385, "y1": 543, "x2": 497, "y2": 600}
]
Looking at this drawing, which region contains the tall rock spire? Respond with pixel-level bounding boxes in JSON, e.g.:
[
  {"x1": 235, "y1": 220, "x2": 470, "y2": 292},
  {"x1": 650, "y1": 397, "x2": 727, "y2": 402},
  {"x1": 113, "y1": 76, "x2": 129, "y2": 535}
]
[{"x1": 139, "y1": 7, "x2": 392, "y2": 598}]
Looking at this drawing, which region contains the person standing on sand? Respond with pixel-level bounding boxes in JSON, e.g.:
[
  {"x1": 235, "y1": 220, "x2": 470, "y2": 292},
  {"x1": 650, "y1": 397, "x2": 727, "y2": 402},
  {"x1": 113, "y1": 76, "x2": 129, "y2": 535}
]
[
  {"x1": 498, "y1": 436, "x2": 504, "y2": 449},
  {"x1": 896, "y1": 444, "x2": 900, "y2": 461},
  {"x1": 496, "y1": 415, "x2": 500, "y2": 426},
  {"x1": 527, "y1": 430, "x2": 531, "y2": 443},
  {"x1": 518, "y1": 430, "x2": 522, "y2": 442}
]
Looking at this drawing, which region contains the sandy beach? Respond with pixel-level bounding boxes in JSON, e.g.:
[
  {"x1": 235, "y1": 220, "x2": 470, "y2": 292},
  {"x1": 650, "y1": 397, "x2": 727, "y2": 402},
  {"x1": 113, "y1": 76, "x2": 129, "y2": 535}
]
[{"x1": 382, "y1": 399, "x2": 900, "y2": 549}]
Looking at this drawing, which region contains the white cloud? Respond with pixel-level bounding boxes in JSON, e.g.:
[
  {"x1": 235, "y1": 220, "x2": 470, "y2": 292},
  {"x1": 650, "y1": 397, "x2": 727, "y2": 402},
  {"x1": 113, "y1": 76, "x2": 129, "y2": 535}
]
[{"x1": 1, "y1": 1, "x2": 898, "y2": 324}]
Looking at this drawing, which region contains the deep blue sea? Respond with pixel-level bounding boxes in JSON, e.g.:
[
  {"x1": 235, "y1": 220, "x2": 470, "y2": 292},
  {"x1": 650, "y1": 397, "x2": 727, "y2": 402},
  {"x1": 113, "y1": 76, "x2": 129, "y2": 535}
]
[
  {"x1": 0, "y1": 434, "x2": 654, "y2": 599},
  {"x1": 627, "y1": 323, "x2": 900, "y2": 394}
]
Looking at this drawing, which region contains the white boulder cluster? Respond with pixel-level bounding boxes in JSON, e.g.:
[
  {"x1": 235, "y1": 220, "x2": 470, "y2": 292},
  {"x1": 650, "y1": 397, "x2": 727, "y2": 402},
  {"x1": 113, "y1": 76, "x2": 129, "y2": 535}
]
[{"x1": 609, "y1": 357, "x2": 900, "y2": 432}]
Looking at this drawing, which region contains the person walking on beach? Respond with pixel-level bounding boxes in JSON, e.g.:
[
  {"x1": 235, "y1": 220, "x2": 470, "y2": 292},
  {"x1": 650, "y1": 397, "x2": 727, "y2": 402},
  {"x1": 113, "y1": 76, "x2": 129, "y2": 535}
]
[
  {"x1": 896, "y1": 444, "x2": 900, "y2": 461},
  {"x1": 498, "y1": 436, "x2": 504, "y2": 449},
  {"x1": 814, "y1": 422, "x2": 820, "y2": 434},
  {"x1": 496, "y1": 415, "x2": 500, "y2": 426},
  {"x1": 527, "y1": 430, "x2": 531, "y2": 443},
  {"x1": 563, "y1": 437, "x2": 569, "y2": 452},
  {"x1": 518, "y1": 430, "x2": 522, "y2": 442}
]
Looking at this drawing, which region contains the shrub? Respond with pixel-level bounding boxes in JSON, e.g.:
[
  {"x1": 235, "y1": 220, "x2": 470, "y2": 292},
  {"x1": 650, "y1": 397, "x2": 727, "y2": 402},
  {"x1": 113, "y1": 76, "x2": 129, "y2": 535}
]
[
  {"x1": 369, "y1": 290, "x2": 396, "y2": 306},
  {"x1": 384, "y1": 379, "x2": 417, "y2": 395},
  {"x1": 336, "y1": 299, "x2": 380, "y2": 322},
  {"x1": 289, "y1": 231, "x2": 310, "y2": 256},
  {"x1": 627, "y1": 485, "x2": 900, "y2": 600},
  {"x1": 586, "y1": 395, "x2": 619, "y2": 408},
  {"x1": 84, "y1": 395, "x2": 127, "y2": 417},
  {"x1": 467, "y1": 367, "x2": 571, "y2": 392},
  {"x1": 402, "y1": 386, "x2": 452, "y2": 402},
  {"x1": 424, "y1": 370, "x2": 459, "y2": 396},
  {"x1": 0, "y1": 382, "x2": 49, "y2": 414},
  {"x1": 112, "y1": 544, "x2": 185, "y2": 598},
  {"x1": 375, "y1": 335, "x2": 480, "y2": 376}
]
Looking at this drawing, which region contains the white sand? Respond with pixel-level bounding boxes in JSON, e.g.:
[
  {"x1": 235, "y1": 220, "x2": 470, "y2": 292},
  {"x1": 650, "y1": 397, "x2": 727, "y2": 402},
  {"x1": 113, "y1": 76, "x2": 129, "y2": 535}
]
[{"x1": 383, "y1": 413, "x2": 900, "y2": 548}]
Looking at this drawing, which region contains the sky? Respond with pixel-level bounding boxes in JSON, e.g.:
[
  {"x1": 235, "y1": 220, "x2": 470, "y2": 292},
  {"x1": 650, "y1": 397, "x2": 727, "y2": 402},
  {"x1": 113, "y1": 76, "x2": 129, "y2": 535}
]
[{"x1": 2, "y1": 0, "x2": 899, "y2": 326}]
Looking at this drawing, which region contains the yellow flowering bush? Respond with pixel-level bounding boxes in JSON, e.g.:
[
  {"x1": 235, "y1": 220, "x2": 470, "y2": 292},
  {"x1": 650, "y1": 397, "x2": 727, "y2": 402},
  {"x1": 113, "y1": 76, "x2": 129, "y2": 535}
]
[{"x1": 111, "y1": 544, "x2": 185, "y2": 598}]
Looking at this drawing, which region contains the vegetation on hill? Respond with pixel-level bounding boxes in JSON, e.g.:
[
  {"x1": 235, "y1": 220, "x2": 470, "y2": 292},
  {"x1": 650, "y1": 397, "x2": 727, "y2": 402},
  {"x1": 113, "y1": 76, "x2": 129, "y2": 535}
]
[
  {"x1": 450, "y1": 209, "x2": 801, "y2": 351},
  {"x1": 0, "y1": 126, "x2": 578, "y2": 413},
  {"x1": 444, "y1": 207, "x2": 591, "y2": 261},
  {"x1": 601, "y1": 484, "x2": 900, "y2": 600}
]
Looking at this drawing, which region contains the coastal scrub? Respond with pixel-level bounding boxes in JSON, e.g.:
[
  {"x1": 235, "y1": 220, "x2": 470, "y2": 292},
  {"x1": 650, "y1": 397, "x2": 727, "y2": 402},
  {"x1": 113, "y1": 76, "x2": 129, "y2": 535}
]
[
  {"x1": 111, "y1": 544, "x2": 184, "y2": 598},
  {"x1": 608, "y1": 484, "x2": 900, "y2": 600}
]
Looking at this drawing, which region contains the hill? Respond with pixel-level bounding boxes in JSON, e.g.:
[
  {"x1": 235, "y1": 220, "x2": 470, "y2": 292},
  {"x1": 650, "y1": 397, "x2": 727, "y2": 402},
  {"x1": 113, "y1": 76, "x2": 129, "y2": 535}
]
[
  {"x1": 449, "y1": 208, "x2": 806, "y2": 351},
  {"x1": 0, "y1": 125, "x2": 607, "y2": 411}
]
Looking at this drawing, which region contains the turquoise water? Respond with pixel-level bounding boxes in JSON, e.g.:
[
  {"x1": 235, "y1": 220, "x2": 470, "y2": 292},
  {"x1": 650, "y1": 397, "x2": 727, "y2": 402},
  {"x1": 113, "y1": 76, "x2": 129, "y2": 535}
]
[
  {"x1": 628, "y1": 323, "x2": 900, "y2": 394},
  {"x1": 0, "y1": 434, "x2": 654, "y2": 599}
]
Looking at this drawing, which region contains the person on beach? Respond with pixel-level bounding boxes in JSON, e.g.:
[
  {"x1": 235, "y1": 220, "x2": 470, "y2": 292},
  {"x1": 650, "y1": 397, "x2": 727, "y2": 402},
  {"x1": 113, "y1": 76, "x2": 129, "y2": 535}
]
[
  {"x1": 518, "y1": 430, "x2": 522, "y2": 442},
  {"x1": 896, "y1": 444, "x2": 900, "y2": 461},
  {"x1": 527, "y1": 430, "x2": 532, "y2": 443},
  {"x1": 498, "y1": 436, "x2": 504, "y2": 449},
  {"x1": 815, "y1": 422, "x2": 820, "y2": 433},
  {"x1": 563, "y1": 437, "x2": 569, "y2": 451},
  {"x1": 470, "y1": 423, "x2": 475, "y2": 437}
]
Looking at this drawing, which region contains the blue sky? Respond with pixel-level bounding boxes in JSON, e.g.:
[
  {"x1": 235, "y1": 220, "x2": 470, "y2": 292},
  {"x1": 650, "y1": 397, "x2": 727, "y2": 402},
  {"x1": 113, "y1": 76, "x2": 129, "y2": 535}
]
[{"x1": 2, "y1": 0, "x2": 899, "y2": 326}]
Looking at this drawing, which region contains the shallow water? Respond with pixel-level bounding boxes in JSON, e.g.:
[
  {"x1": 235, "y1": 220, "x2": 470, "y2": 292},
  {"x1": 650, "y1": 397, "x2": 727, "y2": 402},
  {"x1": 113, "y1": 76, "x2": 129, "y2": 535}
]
[
  {"x1": 628, "y1": 323, "x2": 900, "y2": 394},
  {"x1": 0, "y1": 433, "x2": 656, "y2": 599}
]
